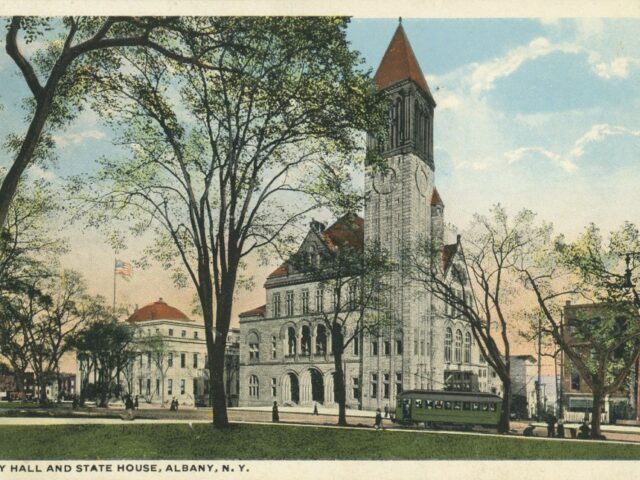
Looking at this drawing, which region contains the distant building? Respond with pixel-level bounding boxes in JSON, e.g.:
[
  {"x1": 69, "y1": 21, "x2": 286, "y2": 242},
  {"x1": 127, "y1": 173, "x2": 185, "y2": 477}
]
[
  {"x1": 509, "y1": 355, "x2": 537, "y2": 419},
  {"x1": 0, "y1": 371, "x2": 74, "y2": 402},
  {"x1": 76, "y1": 298, "x2": 240, "y2": 407},
  {"x1": 561, "y1": 302, "x2": 634, "y2": 423}
]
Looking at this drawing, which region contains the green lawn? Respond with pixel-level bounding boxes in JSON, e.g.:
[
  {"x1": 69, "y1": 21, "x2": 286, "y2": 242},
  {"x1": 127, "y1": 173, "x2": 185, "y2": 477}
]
[
  {"x1": 0, "y1": 402, "x2": 40, "y2": 409},
  {"x1": 1, "y1": 423, "x2": 640, "y2": 460}
]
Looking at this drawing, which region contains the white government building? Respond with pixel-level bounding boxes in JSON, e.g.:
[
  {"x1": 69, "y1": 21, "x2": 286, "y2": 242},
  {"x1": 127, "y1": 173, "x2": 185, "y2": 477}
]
[
  {"x1": 238, "y1": 24, "x2": 500, "y2": 411},
  {"x1": 76, "y1": 298, "x2": 240, "y2": 407}
]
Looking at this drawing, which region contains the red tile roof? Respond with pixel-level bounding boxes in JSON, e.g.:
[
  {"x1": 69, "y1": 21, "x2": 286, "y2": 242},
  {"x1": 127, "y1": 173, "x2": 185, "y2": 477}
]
[
  {"x1": 431, "y1": 187, "x2": 444, "y2": 206},
  {"x1": 374, "y1": 24, "x2": 432, "y2": 97},
  {"x1": 127, "y1": 298, "x2": 192, "y2": 323},
  {"x1": 239, "y1": 304, "x2": 266, "y2": 318},
  {"x1": 266, "y1": 214, "x2": 364, "y2": 279}
]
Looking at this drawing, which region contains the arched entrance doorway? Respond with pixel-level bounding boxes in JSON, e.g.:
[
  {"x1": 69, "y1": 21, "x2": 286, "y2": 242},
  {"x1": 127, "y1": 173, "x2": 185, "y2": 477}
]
[
  {"x1": 310, "y1": 369, "x2": 324, "y2": 404},
  {"x1": 282, "y1": 372, "x2": 300, "y2": 404}
]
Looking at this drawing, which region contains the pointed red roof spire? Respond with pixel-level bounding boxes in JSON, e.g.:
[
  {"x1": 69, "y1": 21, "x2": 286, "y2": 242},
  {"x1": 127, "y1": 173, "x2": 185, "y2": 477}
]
[
  {"x1": 431, "y1": 187, "x2": 444, "y2": 206},
  {"x1": 374, "y1": 23, "x2": 434, "y2": 101}
]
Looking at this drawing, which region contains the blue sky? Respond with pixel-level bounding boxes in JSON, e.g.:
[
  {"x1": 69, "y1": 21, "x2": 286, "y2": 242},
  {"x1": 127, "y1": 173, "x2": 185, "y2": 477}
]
[{"x1": 1, "y1": 18, "x2": 639, "y2": 343}]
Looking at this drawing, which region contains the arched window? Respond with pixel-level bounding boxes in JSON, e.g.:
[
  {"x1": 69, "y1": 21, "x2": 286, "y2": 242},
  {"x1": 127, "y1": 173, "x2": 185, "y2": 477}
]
[
  {"x1": 248, "y1": 332, "x2": 259, "y2": 361},
  {"x1": 444, "y1": 328, "x2": 452, "y2": 362},
  {"x1": 301, "y1": 325, "x2": 311, "y2": 356},
  {"x1": 316, "y1": 324, "x2": 327, "y2": 354},
  {"x1": 287, "y1": 327, "x2": 297, "y2": 356},
  {"x1": 455, "y1": 330, "x2": 462, "y2": 363},
  {"x1": 464, "y1": 332, "x2": 472, "y2": 363},
  {"x1": 248, "y1": 375, "x2": 259, "y2": 398}
]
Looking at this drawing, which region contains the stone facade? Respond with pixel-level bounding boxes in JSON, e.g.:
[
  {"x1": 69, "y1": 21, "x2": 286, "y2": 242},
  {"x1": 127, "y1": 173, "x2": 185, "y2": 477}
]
[{"x1": 239, "y1": 23, "x2": 499, "y2": 411}]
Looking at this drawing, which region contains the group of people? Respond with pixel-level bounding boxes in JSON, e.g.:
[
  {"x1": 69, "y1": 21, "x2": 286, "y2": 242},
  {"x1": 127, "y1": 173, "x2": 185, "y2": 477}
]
[{"x1": 169, "y1": 397, "x2": 180, "y2": 411}]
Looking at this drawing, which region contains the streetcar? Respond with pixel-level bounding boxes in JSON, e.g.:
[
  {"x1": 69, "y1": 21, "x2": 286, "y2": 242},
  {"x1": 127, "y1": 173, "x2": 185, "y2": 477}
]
[{"x1": 392, "y1": 390, "x2": 503, "y2": 429}]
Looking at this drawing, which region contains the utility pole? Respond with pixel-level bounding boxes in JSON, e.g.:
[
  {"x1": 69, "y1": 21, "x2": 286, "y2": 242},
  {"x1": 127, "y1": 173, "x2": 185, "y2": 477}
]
[{"x1": 536, "y1": 313, "x2": 542, "y2": 420}]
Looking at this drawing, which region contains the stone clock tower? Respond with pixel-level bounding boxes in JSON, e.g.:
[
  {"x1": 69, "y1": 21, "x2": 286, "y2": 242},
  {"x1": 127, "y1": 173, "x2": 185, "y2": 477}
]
[{"x1": 363, "y1": 21, "x2": 439, "y2": 407}]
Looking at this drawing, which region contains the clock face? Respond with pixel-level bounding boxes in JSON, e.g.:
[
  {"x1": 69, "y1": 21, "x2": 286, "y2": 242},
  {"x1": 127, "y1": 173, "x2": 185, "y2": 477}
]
[
  {"x1": 415, "y1": 165, "x2": 430, "y2": 197},
  {"x1": 372, "y1": 168, "x2": 396, "y2": 195}
]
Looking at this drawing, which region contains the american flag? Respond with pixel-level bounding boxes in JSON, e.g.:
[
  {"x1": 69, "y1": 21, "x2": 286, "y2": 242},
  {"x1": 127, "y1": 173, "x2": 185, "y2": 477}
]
[{"x1": 115, "y1": 259, "x2": 133, "y2": 279}]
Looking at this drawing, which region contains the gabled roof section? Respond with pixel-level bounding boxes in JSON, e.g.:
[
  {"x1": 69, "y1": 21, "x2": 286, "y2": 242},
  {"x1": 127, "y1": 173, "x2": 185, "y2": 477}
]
[
  {"x1": 442, "y1": 243, "x2": 458, "y2": 272},
  {"x1": 127, "y1": 298, "x2": 192, "y2": 323},
  {"x1": 374, "y1": 24, "x2": 434, "y2": 101},
  {"x1": 266, "y1": 213, "x2": 364, "y2": 279},
  {"x1": 431, "y1": 187, "x2": 444, "y2": 207},
  {"x1": 239, "y1": 304, "x2": 266, "y2": 318},
  {"x1": 322, "y1": 213, "x2": 364, "y2": 252}
]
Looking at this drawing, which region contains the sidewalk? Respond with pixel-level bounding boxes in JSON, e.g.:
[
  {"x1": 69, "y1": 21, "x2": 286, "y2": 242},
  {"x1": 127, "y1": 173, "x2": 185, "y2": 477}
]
[
  {"x1": 531, "y1": 422, "x2": 640, "y2": 435},
  {"x1": 229, "y1": 405, "x2": 377, "y2": 418}
]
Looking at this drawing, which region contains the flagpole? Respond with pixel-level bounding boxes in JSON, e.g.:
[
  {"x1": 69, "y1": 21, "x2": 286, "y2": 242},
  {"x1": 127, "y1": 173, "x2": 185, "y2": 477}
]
[{"x1": 113, "y1": 257, "x2": 117, "y2": 314}]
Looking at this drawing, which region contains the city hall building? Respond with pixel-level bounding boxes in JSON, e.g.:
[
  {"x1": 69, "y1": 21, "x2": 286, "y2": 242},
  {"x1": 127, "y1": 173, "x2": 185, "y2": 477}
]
[{"x1": 239, "y1": 24, "x2": 499, "y2": 410}]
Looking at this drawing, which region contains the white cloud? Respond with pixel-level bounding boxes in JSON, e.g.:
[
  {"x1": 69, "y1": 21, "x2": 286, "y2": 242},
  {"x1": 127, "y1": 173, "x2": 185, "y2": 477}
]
[
  {"x1": 505, "y1": 123, "x2": 640, "y2": 173},
  {"x1": 469, "y1": 37, "x2": 581, "y2": 94},
  {"x1": 437, "y1": 92, "x2": 463, "y2": 111},
  {"x1": 28, "y1": 165, "x2": 56, "y2": 181},
  {"x1": 53, "y1": 129, "x2": 106, "y2": 148}
]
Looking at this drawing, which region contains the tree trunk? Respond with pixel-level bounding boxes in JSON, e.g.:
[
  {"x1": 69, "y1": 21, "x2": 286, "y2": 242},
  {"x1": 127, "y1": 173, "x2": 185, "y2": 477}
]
[
  {"x1": 591, "y1": 387, "x2": 604, "y2": 439},
  {"x1": 498, "y1": 377, "x2": 511, "y2": 434},
  {"x1": 332, "y1": 326, "x2": 347, "y2": 426}
]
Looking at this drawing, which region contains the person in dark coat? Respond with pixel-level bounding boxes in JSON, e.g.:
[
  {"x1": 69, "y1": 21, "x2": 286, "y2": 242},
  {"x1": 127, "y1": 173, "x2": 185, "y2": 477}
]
[
  {"x1": 374, "y1": 408, "x2": 383, "y2": 430},
  {"x1": 546, "y1": 414, "x2": 557, "y2": 438},
  {"x1": 579, "y1": 421, "x2": 591, "y2": 439},
  {"x1": 384, "y1": 405, "x2": 389, "y2": 418},
  {"x1": 134, "y1": 395, "x2": 139, "y2": 410},
  {"x1": 556, "y1": 419, "x2": 565, "y2": 438},
  {"x1": 313, "y1": 403, "x2": 318, "y2": 415},
  {"x1": 272, "y1": 401, "x2": 280, "y2": 423}
]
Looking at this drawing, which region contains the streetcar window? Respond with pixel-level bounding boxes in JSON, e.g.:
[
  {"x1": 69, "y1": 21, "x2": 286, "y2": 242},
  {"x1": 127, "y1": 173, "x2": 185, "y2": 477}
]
[
  {"x1": 462, "y1": 402, "x2": 471, "y2": 410},
  {"x1": 453, "y1": 401, "x2": 462, "y2": 410},
  {"x1": 415, "y1": 399, "x2": 423, "y2": 408},
  {"x1": 482, "y1": 403, "x2": 489, "y2": 411},
  {"x1": 472, "y1": 403, "x2": 480, "y2": 411},
  {"x1": 489, "y1": 403, "x2": 496, "y2": 412},
  {"x1": 444, "y1": 401, "x2": 452, "y2": 410},
  {"x1": 426, "y1": 400, "x2": 433, "y2": 409},
  {"x1": 434, "y1": 400, "x2": 443, "y2": 409}
]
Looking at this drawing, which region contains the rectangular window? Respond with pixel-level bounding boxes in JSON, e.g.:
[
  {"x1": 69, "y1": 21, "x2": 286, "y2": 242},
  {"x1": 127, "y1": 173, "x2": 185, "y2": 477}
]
[
  {"x1": 352, "y1": 377, "x2": 360, "y2": 400},
  {"x1": 271, "y1": 378, "x2": 277, "y2": 397},
  {"x1": 181, "y1": 330, "x2": 186, "y2": 338},
  {"x1": 426, "y1": 400, "x2": 433, "y2": 409},
  {"x1": 168, "y1": 379, "x2": 173, "y2": 395},
  {"x1": 371, "y1": 374, "x2": 378, "y2": 399},
  {"x1": 138, "y1": 379, "x2": 143, "y2": 394},
  {"x1": 180, "y1": 353, "x2": 186, "y2": 368},
  {"x1": 147, "y1": 352, "x2": 151, "y2": 366},
  {"x1": 169, "y1": 329, "x2": 174, "y2": 337},
  {"x1": 383, "y1": 373, "x2": 390, "y2": 399},
  {"x1": 249, "y1": 342, "x2": 259, "y2": 361},
  {"x1": 273, "y1": 292, "x2": 281, "y2": 317},
  {"x1": 301, "y1": 290, "x2": 309, "y2": 314},
  {"x1": 168, "y1": 352, "x2": 173, "y2": 368},
  {"x1": 348, "y1": 283, "x2": 358, "y2": 310},
  {"x1": 286, "y1": 291, "x2": 294, "y2": 316},
  {"x1": 384, "y1": 341, "x2": 391, "y2": 356},
  {"x1": 571, "y1": 366, "x2": 581, "y2": 390},
  {"x1": 180, "y1": 379, "x2": 185, "y2": 395},
  {"x1": 420, "y1": 340, "x2": 425, "y2": 356},
  {"x1": 396, "y1": 340, "x2": 403, "y2": 355},
  {"x1": 156, "y1": 379, "x2": 160, "y2": 394},
  {"x1": 315, "y1": 289, "x2": 324, "y2": 312},
  {"x1": 193, "y1": 379, "x2": 198, "y2": 396},
  {"x1": 194, "y1": 331, "x2": 199, "y2": 339},
  {"x1": 372, "y1": 341, "x2": 378, "y2": 356},
  {"x1": 193, "y1": 353, "x2": 198, "y2": 368},
  {"x1": 271, "y1": 336, "x2": 277, "y2": 359},
  {"x1": 139, "y1": 353, "x2": 143, "y2": 368},
  {"x1": 353, "y1": 337, "x2": 359, "y2": 355},
  {"x1": 146, "y1": 379, "x2": 151, "y2": 396},
  {"x1": 396, "y1": 373, "x2": 403, "y2": 395}
]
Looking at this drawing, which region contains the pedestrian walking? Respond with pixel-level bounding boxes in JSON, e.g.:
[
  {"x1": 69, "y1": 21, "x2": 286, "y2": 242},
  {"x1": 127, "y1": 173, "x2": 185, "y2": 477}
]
[
  {"x1": 556, "y1": 419, "x2": 565, "y2": 438},
  {"x1": 546, "y1": 414, "x2": 556, "y2": 438},
  {"x1": 384, "y1": 404, "x2": 389, "y2": 418},
  {"x1": 313, "y1": 403, "x2": 318, "y2": 415},
  {"x1": 272, "y1": 401, "x2": 280, "y2": 423},
  {"x1": 374, "y1": 408, "x2": 383, "y2": 430},
  {"x1": 134, "y1": 395, "x2": 139, "y2": 410}
]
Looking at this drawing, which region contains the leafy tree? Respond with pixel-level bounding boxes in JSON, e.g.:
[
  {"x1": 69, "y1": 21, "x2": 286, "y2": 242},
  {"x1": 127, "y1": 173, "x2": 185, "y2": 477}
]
[
  {"x1": 406, "y1": 206, "x2": 547, "y2": 433},
  {"x1": 0, "y1": 177, "x2": 67, "y2": 400},
  {"x1": 69, "y1": 17, "x2": 386, "y2": 427},
  {"x1": 290, "y1": 222, "x2": 392, "y2": 426},
  {"x1": 518, "y1": 222, "x2": 640, "y2": 438},
  {"x1": 70, "y1": 313, "x2": 137, "y2": 407},
  {"x1": 0, "y1": 16, "x2": 240, "y2": 229}
]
